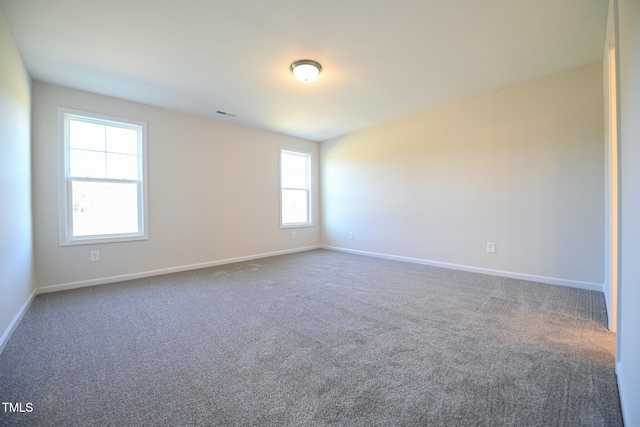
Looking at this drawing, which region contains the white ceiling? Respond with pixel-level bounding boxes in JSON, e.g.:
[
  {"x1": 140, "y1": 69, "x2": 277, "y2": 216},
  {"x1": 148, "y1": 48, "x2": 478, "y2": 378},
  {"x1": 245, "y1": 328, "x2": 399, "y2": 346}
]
[{"x1": 1, "y1": 0, "x2": 608, "y2": 141}]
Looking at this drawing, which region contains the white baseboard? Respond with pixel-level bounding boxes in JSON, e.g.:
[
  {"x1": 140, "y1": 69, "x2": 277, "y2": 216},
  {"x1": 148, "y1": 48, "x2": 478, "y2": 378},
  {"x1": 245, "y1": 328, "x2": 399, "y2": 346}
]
[
  {"x1": 617, "y1": 362, "x2": 634, "y2": 427},
  {"x1": 322, "y1": 246, "x2": 604, "y2": 292},
  {"x1": 0, "y1": 290, "x2": 36, "y2": 355},
  {"x1": 37, "y1": 246, "x2": 321, "y2": 295}
]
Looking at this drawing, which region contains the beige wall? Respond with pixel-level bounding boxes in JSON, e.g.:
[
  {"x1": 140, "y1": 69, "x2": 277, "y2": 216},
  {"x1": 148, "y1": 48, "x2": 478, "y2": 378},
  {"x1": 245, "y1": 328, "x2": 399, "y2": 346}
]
[
  {"x1": 32, "y1": 82, "x2": 319, "y2": 289},
  {"x1": 616, "y1": 0, "x2": 640, "y2": 424},
  {"x1": 321, "y1": 62, "x2": 604, "y2": 286},
  {"x1": 0, "y1": 7, "x2": 34, "y2": 349}
]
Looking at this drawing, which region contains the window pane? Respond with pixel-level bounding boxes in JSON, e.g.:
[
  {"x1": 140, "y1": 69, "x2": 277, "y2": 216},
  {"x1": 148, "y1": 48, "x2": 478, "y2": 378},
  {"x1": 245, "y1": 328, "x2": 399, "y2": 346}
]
[
  {"x1": 70, "y1": 149, "x2": 106, "y2": 178},
  {"x1": 281, "y1": 152, "x2": 308, "y2": 189},
  {"x1": 282, "y1": 189, "x2": 309, "y2": 224},
  {"x1": 106, "y1": 126, "x2": 138, "y2": 154},
  {"x1": 71, "y1": 180, "x2": 139, "y2": 236},
  {"x1": 106, "y1": 153, "x2": 138, "y2": 180},
  {"x1": 69, "y1": 120, "x2": 105, "y2": 151}
]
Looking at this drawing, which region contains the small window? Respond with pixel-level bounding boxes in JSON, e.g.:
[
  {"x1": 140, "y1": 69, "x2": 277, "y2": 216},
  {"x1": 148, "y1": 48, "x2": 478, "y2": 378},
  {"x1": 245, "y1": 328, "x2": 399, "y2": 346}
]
[
  {"x1": 280, "y1": 149, "x2": 311, "y2": 227},
  {"x1": 57, "y1": 108, "x2": 148, "y2": 245}
]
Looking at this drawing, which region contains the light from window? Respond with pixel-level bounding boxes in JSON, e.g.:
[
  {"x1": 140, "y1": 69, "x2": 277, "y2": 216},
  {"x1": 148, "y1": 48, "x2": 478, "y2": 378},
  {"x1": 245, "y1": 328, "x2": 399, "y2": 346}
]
[
  {"x1": 280, "y1": 149, "x2": 311, "y2": 227},
  {"x1": 58, "y1": 108, "x2": 148, "y2": 245}
]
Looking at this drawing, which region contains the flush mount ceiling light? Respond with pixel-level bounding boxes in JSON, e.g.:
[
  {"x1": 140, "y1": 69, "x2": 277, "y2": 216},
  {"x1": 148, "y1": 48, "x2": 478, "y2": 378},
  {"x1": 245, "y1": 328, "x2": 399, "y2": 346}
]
[{"x1": 290, "y1": 59, "x2": 322, "y2": 83}]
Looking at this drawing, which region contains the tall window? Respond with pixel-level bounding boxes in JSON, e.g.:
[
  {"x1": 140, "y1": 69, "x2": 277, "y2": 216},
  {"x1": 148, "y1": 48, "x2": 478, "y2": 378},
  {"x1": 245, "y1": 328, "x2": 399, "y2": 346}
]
[
  {"x1": 58, "y1": 108, "x2": 148, "y2": 245},
  {"x1": 280, "y1": 149, "x2": 311, "y2": 227}
]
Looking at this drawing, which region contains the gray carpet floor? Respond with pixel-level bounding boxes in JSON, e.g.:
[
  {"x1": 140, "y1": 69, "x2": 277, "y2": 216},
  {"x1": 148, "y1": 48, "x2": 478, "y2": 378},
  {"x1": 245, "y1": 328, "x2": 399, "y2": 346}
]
[{"x1": 0, "y1": 249, "x2": 622, "y2": 426}]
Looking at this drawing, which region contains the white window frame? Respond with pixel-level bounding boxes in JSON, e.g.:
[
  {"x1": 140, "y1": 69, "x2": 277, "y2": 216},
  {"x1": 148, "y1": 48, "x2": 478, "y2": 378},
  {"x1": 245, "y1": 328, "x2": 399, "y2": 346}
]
[
  {"x1": 280, "y1": 148, "x2": 312, "y2": 228},
  {"x1": 57, "y1": 107, "x2": 149, "y2": 246}
]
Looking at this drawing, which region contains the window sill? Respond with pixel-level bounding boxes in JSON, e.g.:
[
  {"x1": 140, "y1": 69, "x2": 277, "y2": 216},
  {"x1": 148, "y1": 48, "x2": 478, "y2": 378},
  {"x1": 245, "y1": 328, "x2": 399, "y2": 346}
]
[
  {"x1": 280, "y1": 223, "x2": 313, "y2": 229},
  {"x1": 59, "y1": 234, "x2": 148, "y2": 246}
]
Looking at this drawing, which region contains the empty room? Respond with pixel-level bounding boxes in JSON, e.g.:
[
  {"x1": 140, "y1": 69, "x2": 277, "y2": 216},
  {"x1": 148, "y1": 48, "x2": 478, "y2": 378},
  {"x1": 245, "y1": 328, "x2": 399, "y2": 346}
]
[{"x1": 1, "y1": 1, "x2": 639, "y2": 426}]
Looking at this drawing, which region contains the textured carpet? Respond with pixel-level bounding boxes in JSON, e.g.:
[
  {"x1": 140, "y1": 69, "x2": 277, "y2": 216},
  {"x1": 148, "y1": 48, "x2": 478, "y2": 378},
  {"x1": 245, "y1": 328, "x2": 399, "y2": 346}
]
[{"x1": 0, "y1": 249, "x2": 622, "y2": 426}]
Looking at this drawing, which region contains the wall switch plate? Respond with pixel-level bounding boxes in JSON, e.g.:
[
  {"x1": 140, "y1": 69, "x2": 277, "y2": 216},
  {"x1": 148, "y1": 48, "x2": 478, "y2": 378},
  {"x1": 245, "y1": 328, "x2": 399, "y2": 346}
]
[
  {"x1": 90, "y1": 250, "x2": 100, "y2": 262},
  {"x1": 349, "y1": 232, "x2": 354, "y2": 239},
  {"x1": 291, "y1": 231, "x2": 297, "y2": 239},
  {"x1": 486, "y1": 242, "x2": 496, "y2": 253}
]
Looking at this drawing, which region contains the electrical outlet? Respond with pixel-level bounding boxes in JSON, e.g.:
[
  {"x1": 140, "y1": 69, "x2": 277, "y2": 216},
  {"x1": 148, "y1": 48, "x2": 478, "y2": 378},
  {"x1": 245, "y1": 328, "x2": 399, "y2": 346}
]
[
  {"x1": 349, "y1": 232, "x2": 354, "y2": 239},
  {"x1": 291, "y1": 231, "x2": 297, "y2": 239},
  {"x1": 90, "y1": 250, "x2": 100, "y2": 262},
  {"x1": 486, "y1": 242, "x2": 496, "y2": 253}
]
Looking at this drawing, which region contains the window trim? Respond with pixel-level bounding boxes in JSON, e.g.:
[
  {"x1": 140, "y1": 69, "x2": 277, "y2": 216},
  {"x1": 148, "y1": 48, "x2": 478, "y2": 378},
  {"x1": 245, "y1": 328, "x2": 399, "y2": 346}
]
[
  {"x1": 57, "y1": 107, "x2": 149, "y2": 246},
  {"x1": 279, "y1": 148, "x2": 312, "y2": 228}
]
